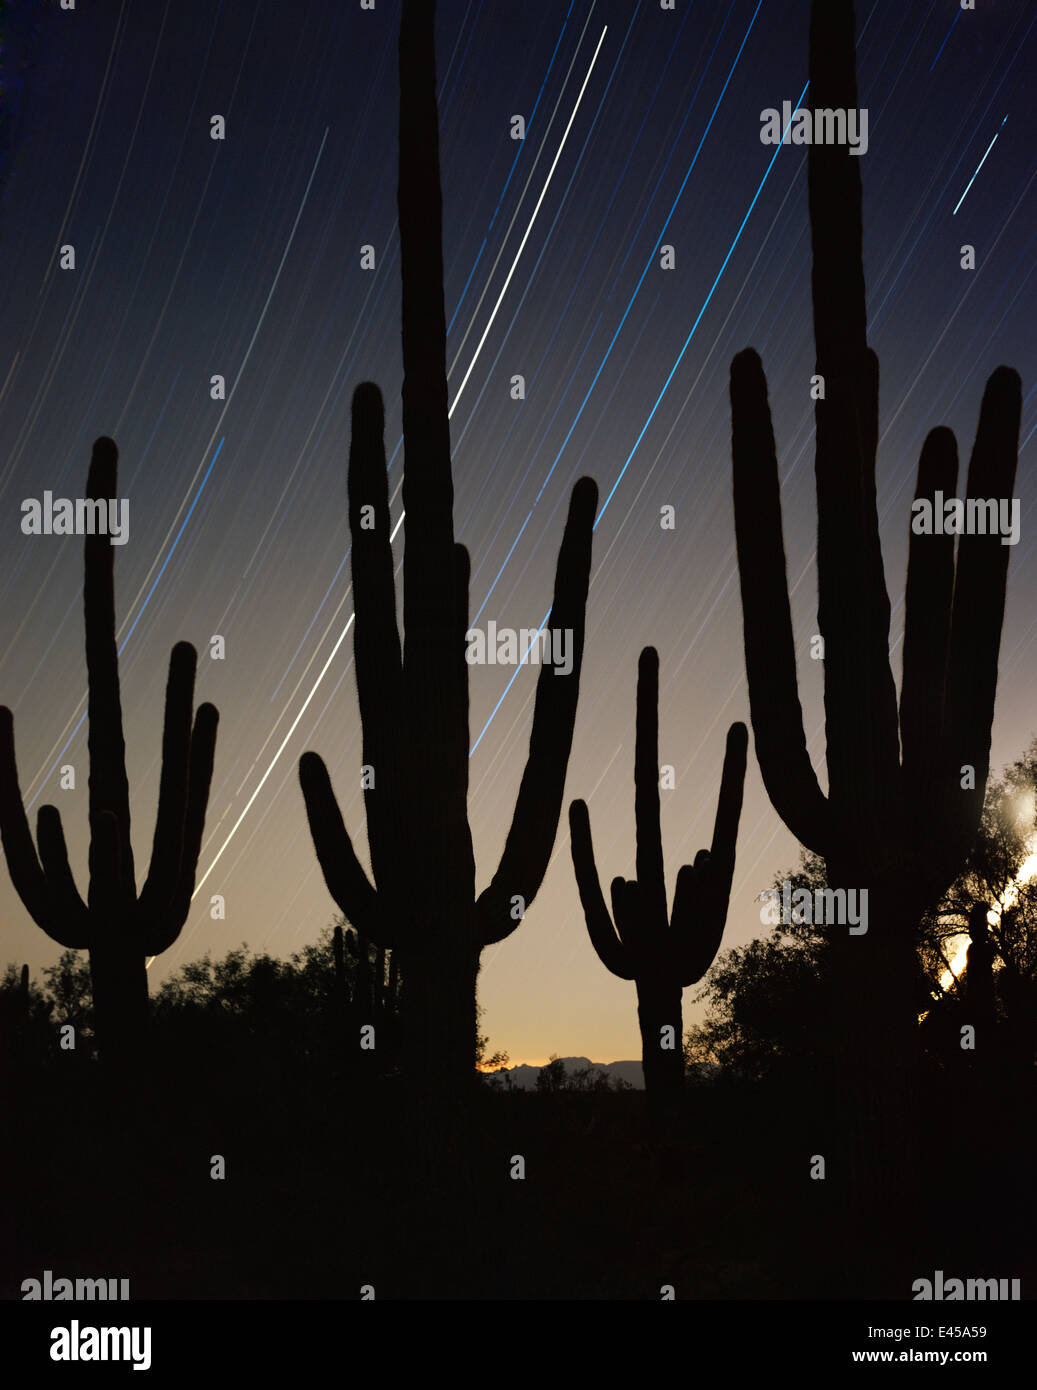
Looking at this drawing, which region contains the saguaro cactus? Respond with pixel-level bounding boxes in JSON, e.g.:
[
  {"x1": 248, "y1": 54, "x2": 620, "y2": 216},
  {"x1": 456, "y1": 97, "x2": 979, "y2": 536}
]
[
  {"x1": 0, "y1": 437, "x2": 219, "y2": 1067},
  {"x1": 299, "y1": 0, "x2": 596, "y2": 1090},
  {"x1": 729, "y1": 0, "x2": 1021, "y2": 1037},
  {"x1": 729, "y1": 4, "x2": 1021, "y2": 1280},
  {"x1": 570, "y1": 648, "x2": 747, "y2": 1094},
  {"x1": 332, "y1": 920, "x2": 398, "y2": 1018}
]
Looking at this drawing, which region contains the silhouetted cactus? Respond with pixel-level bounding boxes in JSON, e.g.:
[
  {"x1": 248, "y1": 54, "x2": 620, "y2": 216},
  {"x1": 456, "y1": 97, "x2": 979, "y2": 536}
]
[
  {"x1": 0, "y1": 438, "x2": 219, "y2": 1069},
  {"x1": 332, "y1": 919, "x2": 399, "y2": 1018},
  {"x1": 728, "y1": 2, "x2": 1021, "y2": 1283},
  {"x1": 300, "y1": 0, "x2": 596, "y2": 1090},
  {"x1": 570, "y1": 648, "x2": 747, "y2": 1095},
  {"x1": 729, "y1": 0, "x2": 1021, "y2": 1033}
]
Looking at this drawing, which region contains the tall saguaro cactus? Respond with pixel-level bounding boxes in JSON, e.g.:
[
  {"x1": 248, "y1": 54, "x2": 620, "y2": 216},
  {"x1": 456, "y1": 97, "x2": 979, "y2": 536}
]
[
  {"x1": 729, "y1": 0, "x2": 1021, "y2": 1038},
  {"x1": 0, "y1": 437, "x2": 219, "y2": 1067},
  {"x1": 299, "y1": 0, "x2": 596, "y2": 1090},
  {"x1": 729, "y1": 4, "x2": 1021, "y2": 1280},
  {"x1": 570, "y1": 648, "x2": 747, "y2": 1094}
]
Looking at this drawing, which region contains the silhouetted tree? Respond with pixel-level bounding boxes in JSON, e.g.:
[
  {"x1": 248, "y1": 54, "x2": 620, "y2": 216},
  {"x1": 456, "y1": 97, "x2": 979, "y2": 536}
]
[
  {"x1": 535, "y1": 1054, "x2": 629, "y2": 1094},
  {"x1": 299, "y1": 0, "x2": 596, "y2": 1093},
  {"x1": 690, "y1": 755, "x2": 1037, "y2": 1083},
  {"x1": 0, "y1": 963, "x2": 60, "y2": 1100},
  {"x1": 41, "y1": 949, "x2": 94, "y2": 1046},
  {"x1": 684, "y1": 926, "x2": 828, "y2": 1082},
  {"x1": 0, "y1": 439, "x2": 219, "y2": 1074},
  {"x1": 475, "y1": 1003, "x2": 509, "y2": 1072},
  {"x1": 918, "y1": 744, "x2": 1037, "y2": 1070},
  {"x1": 536, "y1": 1055, "x2": 569, "y2": 1093},
  {"x1": 570, "y1": 647, "x2": 747, "y2": 1096}
]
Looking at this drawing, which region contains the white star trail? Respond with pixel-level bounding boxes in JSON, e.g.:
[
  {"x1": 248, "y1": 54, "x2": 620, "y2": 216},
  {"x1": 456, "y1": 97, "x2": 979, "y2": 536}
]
[{"x1": 953, "y1": 114, "x2": 1008, "y2": 215}]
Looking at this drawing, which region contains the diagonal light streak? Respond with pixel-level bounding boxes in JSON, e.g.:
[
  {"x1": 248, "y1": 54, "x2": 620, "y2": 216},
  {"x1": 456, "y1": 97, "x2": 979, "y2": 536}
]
[
  {"x1": 448, "y1": 26, "x2": 608, "y2": 417},
  {"x1": 953, "y1": 115, "x2": 1007, "y2": 215},
  {"x1": 187, "y1": 614, "x2": 356, "y2": 906}
]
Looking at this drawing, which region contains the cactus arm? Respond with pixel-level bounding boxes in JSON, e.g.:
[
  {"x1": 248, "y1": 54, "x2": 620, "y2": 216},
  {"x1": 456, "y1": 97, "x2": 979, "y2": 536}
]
[
  {"x1": 348, "y1": 382, "x2": 403, "y2": 693},
  {"x1": 347, "y1": 380, "x2": 406, "y2": 882},
  {"x1": 83, "y1": 437, "x2": 135, "y2": 899},
  {"x1": 708, "y1": 722, "x2": 749, "y2": 880},
  {"x1": 347, "y1": 383, "x2": 402, "y2": 713},
  {"x1": 634, "y1": 647, "x2": 666, "y2": 925},
  {"x1": 0, "y1": 707, "x2": 51, "y2": 923},
  {"x1": 299, "y1": 751, "x2": 390, "y2": 947},
  {"x1": 900, "y1": 429, "x2": 958, "y2": 764},
  {"x1": 945, "y1": 367, "x2": 1022, "y2": 843},
  {"x1": 35, "y1": 805, "x2": 91, "y2": 932},
  {"x1": 730, "y1": 349, "x2": 829, "y2": 854},
  {"x1": 180, "y1": 701, "x2": 219, "y2": 895},
  {"x1": 609, "y1": 876, "x2": 643, "y2": 969},
  {"x1": 568, "y1": 800, "x2": 634, "y2": 980},
  {"x1": 669, "y1": 862, "x2": 698, "y2": 982},
  {"x1": 143, "y1": 700, "x2": 219, "y2": 956},
  {"x1": 0, "y1": 710, "x2": 90, "y2": 947},
  {"x1": 139, "y1": 643, "x2": 196, "y2": 917},
  {"x1": 900, "y1": 428, "x2": 959, "y2": 875},
  {"x1": 673, "y1": 723, "x2": 748, "y2": 985},
  {"x1": 475, "y1": 477, "x2": 597, "y2": 947}
]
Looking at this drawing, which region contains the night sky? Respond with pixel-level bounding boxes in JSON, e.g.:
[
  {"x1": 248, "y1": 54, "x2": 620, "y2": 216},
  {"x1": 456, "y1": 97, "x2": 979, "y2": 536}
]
[{"x1": 1, "y1": 0, "x2": 1034, "y2": 1066}]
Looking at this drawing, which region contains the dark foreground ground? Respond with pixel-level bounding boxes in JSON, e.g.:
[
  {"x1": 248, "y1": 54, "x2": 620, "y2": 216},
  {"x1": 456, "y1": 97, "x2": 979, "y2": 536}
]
[{"x1": 4, "y1": 1043, "x2": 1033, "y2": 1301}]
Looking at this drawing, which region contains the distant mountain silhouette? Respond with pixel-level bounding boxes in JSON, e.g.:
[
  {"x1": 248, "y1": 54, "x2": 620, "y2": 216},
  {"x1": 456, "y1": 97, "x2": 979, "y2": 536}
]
[{"x1": 486, "y1": 1057, "x2": 646, "y2": 1090}]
